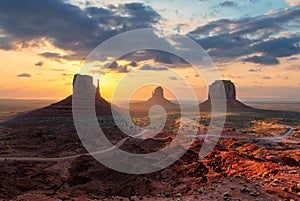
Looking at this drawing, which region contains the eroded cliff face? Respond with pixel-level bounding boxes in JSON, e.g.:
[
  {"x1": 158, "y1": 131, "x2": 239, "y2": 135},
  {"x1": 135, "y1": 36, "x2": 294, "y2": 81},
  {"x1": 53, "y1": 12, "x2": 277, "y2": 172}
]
[
  {"x1": 12, "y1": 74, "x2": 112, "y2": 117},
  {"x1": 152, "y1": 86, "x2": 164, "y2": 99},
  {"x1": 208, "y1": 80, "x2": 236, "y2": 100},
  {"x1": 72, "y1": 74, "x2": 101, "y2": 99},
  {"x1": 130, "y1": 86, "x2": 179, "y2": 113},
  {"x1": 201, "y1": 80, "x2": 251, "y2": 111}
]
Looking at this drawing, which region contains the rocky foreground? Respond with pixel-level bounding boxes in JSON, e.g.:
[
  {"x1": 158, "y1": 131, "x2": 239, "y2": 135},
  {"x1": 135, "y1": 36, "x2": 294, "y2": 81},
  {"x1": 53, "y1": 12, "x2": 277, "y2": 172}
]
[
  {"x1": 0, "y1": 77, "x2": 299, "y2": 200},
  {"x1": 0, "y1": 109, "x2": 299, "y2": 201}
]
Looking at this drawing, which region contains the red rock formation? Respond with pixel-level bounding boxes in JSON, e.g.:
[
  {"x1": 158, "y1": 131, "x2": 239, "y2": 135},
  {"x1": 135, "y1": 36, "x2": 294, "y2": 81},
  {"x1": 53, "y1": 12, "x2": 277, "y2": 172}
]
[
  {"x1": 22, "y1": 74, "x2": 112, "y2": 116},
  {"x1": 130, "y1": 86, "x2": 179, "y2": 113},
  {"x1": 152, "y1": 86, "x2": 164, "y2": 98},
  {"x1": 208, "y1": 80, "x2": 236, "y2": 100},
  {"x1": 200, "y1": 80, "x2": 251, "y2": 111}
]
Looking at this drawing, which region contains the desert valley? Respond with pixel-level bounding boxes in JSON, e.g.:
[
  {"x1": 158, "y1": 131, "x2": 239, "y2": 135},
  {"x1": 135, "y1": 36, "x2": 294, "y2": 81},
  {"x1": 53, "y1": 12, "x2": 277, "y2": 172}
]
[{"x1": 0, "y1": 75, "x2": 299, "y2": 201}]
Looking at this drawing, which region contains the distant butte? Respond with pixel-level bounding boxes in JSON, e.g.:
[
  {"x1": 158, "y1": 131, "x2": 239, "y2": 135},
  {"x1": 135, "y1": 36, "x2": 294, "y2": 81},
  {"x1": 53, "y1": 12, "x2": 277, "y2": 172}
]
[
  {"x1": 200, "y1": 80, "x2": 252, "y2": 111},
  {"x1": 131, "y1": 81, "x2": 251, "y2": 113},
  {"x1": 21, "y1": 74, "x2": 112, "y2": 117},
  {"x1": 13, "y1": 78, "x2": 251, "y2": 119},
  {"x1": 130, "y1": 86, "x2": 179, "y2": 113}
]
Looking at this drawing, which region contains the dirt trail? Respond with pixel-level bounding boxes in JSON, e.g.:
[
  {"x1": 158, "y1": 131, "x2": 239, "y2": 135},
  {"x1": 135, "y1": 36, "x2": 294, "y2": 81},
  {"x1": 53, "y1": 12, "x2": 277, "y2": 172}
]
[{"x1": 0, "y1": 128, "x2": 295, "y2": 162}]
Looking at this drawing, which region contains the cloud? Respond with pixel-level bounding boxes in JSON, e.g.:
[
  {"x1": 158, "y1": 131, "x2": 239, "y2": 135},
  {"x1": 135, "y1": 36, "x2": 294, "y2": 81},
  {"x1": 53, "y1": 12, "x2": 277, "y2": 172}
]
[
  {"x1": 189, "y1": 19, "x2": 232, "y2": 36},
  {"x1": 262, "y1": 76, "x2": 272, "y2": 80},
  {"x1": 154, "y1": 52, "x2": 173, "y2": 64},
  {"x1": 248, "y1": 68, "x2": 261, "y2": 72},
  {"x1": 102, "y1": 61, "x2": 134, "y2": 73},
  {"x1": 0, "y1": 38, "x2": 14, "y2": 50},
  {"x1": 219, "y1": 1, "x2": 237, "y2": 7},
  {"x1": 222, "y1": 74, "x2": 243, "y2": 79},
  {"x1": 39, "y1": 52, "x2": 64, "y2": 63},
  {"x1": 118, "y1": 66, "x2": 130, "y2": 73},
  {"x1": 277, "y1": 75, "x2": 289, "y2": 80},
  {"x1": 35, "y1": 61, "x2": 43, "y2": 66},
  {"x1": 40, "y1": 52, "x2": 62, "y2": 59},
  {"x1": 17, "y1": 73, "x2": 31, "y2": 77},
  {"x1": 51, "y1": 68, "x2": 65, "y2": 72},
  {"x1": 119, "y1": 50, "x2": 190, "y2": 66},
  {"x1": 188, "y1": 8, "x2": 300, "y2": 63},
  {"x1": 140, "y1": 64, "x2": 169, "y2": 71},
  {"x1": 253, "y1": 37, "x2": 300, "y2": 58},
  {"x1": 286, "y1": 0, "x2": 300, "y2": 6},
  {"x1": 129, "y1": 61, "x2": 138, "y2": 67},
  {"x1": 105, "y1": 61, "x2": 119, "y2": 69},
  {"x1": 0, "y1": 0, "x2": 160, "y2": 60},
  {"x1": 1, "y1": 0, "x2": 299, "y2": 70},
  {"x1": 242, "y1": 56, "x2": 280, "y2": 65},
  {"x1": 61, "y1": 73, "x2": 72, "y2": 76},
  {"x1": 286, "y1": 64, "x2": 300, "y2": 70}
]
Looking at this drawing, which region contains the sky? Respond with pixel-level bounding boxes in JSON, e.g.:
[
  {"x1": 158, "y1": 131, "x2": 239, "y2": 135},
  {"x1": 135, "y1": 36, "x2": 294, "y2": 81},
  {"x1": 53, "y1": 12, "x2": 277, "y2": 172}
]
[{"x1": 0, "y1": 0, "x2": 299, "y2": 101}]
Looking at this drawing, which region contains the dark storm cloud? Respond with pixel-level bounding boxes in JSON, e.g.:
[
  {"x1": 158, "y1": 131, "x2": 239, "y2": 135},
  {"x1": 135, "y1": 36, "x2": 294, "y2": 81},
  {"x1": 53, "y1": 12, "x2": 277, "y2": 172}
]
[
  {"x1": 208, "y1": 47, "x2": 253, "y2": 59},
  {"x1": 103, "y1": 61, "x2": 134, "y2": 73},
  {"x1": 0, "y1": 39, "x2": 14, "y2": 50},
  {"x1": 97, "y1": 49, "x2": 190, "y2": 74},
  {"x1": 189, "y1": 19, "x2": 232, "y2": 36},
  {"x1": 104, "y1": 61, "x2": 131, "y2": 73},
  {"x1": 129, "y1": 61, "x2": 138, "y2": 67},
  {"x1": 123, "y1": 3, "x2": 160, "y2": 25},
  {"x1": 105, "y1": 61, "x2": 119, "y2": 69},
  {"x1": 140, "y1": 64, "x2": 169, "y2": 71},
  {"x1": 188, "y1": 8, "x2": 300, "y2": 64},
  {"x1": 154, "y1": 52, "x2": 173, "y2": 64},
  {"x1": 39, "y1": 52, "x2": 64, "y2": 63},
  {"x1": 1, "y1": 0, "x2": 299, "y2": 68},
  {"x1": 219, "y1": 1, "x2": 237, "y2": 7},
  {"x1": 242, "y1": 56, "x2": 280, "y2": 65},
  {"x1": 191, "y1": 33, "x2": 255, "y2": 61},
  {"x1": 0, "y1": 0, "x2": 97, "y2": 53},
  {"x1": 119, "y1": 50, "x2": 189, "y2": 66},
  {"x1": 191, "y1": 8, "x2": 300, "y2": 38},
  {"x1": 39, "y1": 52, "x2": 62, "y2": 59},
  {"x1": 17, "y1": 73, "x2": 31, "y2": 77},
  {"x1": 195, "y1": 34, "x2": 254, "y2": 62},
  {"x1": 235, "y1": 9, "x2": 299, "y2": 37},
  {"x1": 118, "y1": 66, "x2": 130, "y2": 73},
  {"x1": 86, "y1": 2, "x2": 160, "y2": 30},
  {"x1": 253, "y1": 37, "x2": 300, "y2": 58},
  {"x1": 288, "y1": 57, "x2": 298, "y2": 61},
  {"x1": 0, "y1": 0, "x2": 160, "y2": 60},
  {"x1": 120, "y1": 50, "x2": 161, "y2": 63}
]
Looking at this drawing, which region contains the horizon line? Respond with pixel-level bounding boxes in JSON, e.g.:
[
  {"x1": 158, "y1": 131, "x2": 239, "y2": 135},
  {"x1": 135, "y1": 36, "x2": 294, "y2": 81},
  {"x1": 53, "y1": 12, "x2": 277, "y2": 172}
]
[{"x1": 1, "y1": 98, "x2": 299, "y2": 103}]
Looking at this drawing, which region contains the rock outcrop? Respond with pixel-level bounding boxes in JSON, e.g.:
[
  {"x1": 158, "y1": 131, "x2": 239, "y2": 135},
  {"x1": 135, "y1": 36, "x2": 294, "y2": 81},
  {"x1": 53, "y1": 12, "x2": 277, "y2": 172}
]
[
  {"x1": 130, "y1": 86, "x2": 179, "y2": 113},
  {"x1": 200, "y1": 80, "x2": 251, "y2": 111},
  {"x1": 208, "y1": 80, "x2": 236, "y2": 100},
  {"x1": 152, "y1": 87, "x2": 164, "y2": 99},
  {"x1": 19, "y1": 74, "x2": 111, "y2": 117}
]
